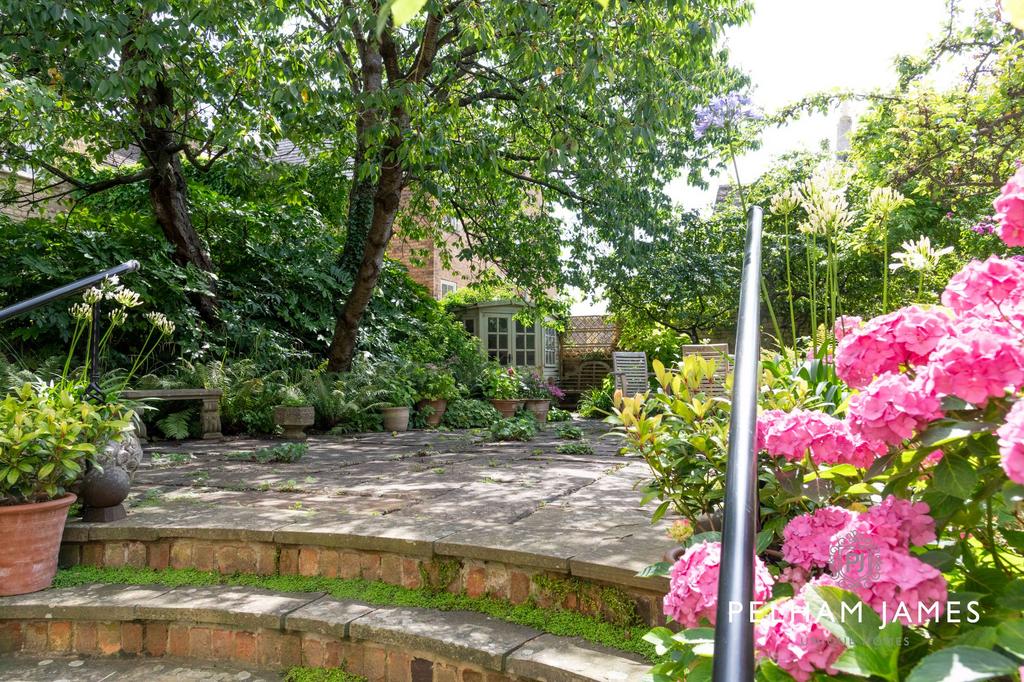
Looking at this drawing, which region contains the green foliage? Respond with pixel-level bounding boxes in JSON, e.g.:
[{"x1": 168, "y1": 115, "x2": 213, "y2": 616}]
[
  {"x1": 0, "y1": 381, "x2": 131, "y2": 504},
  {"x1": 556, "y1": 442, "x2": 594, "y2": 456},
  {"x1": 478, "y1": 364, "x2": 524, "y2": 400},
  {"x1": 488, "y1": 416, "x2": 538, "y2": 442},
  {"x1": 441, "y1": 399, "x2": 501, "y2": 430},
  {"x1": 156, "y1": 408, "x2": 196, "y2": 440},
  {"x1": 578, "y1": 377, "x2": 615, "y2": 419},
  {"x1": 52, "y1": 564, "x2": 655, "y2": 659},
  {"x1": 284, "y1": 667, "x2": 366, "y2": 682},
  {"x1": 410, "y1": 366, "x2": 459, "y2": 401},
  {"x1": 226, "y1": 442, "x2": 307, "y2": 464},
  {"x1": 556, "y1": 425, "x2": 583, "y2": 440},
  {"x1": 547, "y1": 407, "x2": 572, "y2": 423}
]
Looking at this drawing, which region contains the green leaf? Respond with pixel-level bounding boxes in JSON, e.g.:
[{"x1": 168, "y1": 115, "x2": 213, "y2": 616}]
[
  {"x1": 933, "y1": 454, "x2": 979, "y2": 499},
  {"x1": 377, "y1": 0, "x2": 428, "y2": 36},
  {"x1": 906, "y1": 646, "x2": 1019, "y2": 682},
  {"x1": 635, "y1": 561, "x2": 672, "y2": 578},
  {"x1": 919, "y1": 420, "x2": 993, "y2": 448},
  {"x1": 995, "y1": 620, "x2": 1024, "y2": 659}
]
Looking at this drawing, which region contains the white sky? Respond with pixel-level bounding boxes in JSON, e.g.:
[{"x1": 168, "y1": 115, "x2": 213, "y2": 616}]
[{"x1": 570, "y1": 0, "x2": 986, "y2": 316}]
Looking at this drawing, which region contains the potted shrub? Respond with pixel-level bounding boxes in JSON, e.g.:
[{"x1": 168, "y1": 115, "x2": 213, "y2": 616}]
[
  {"x1": 413, "y1": 366, "x2": 459, "y2": 427},
  {"x1": 273, "y1": 386, "x2": 315, "y2": 441},
  {"x1": 0, "y1": 381, "x2": 131, "y2": 595},
  {"x1": 378, "y1": 374, "x2": 415, "y2": 432},
  {"x1": 522, "y1": 372, "x2": 563, "y2": 423},
  {"x1": 480, "y1": 364, "x2": 524, "y2": 419}
]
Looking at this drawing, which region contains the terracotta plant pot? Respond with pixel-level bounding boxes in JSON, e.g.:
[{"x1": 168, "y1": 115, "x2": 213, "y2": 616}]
[
  {"x1": 273, "y1": 405, "x2": 315, "y2": 441},
  {"x1": 381, "y1": 406, "x2": 410, "y2": 432},
  {"x1": 418, "y1": 399, "x2": 447, "y2": 427},
  {"x1": 524, "y1": 399, "x2": 550, "y2": 423},
  {"x1": 0, "y1": 493, "x2": 77, "y2": 596},
  {"x1": 490, "y1": 399, "x2": 523, "y2": 419}
]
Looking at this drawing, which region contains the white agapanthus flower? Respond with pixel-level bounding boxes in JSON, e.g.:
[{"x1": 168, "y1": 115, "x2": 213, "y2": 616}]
[
  {"x1": 770, "y1": 185, "x2": 800, "y2": 216},
  {"x1": 108, "y1": 308, "x2": 128, "y2": 327},
  {"x1": 69, "y1": 302, "x2": 92, "y2": 321},
  {"x1": 889, "y1": 236, "x2": 954, "y2": 274},
  {"x1": 110, "y1": 285, "x2": 142, "y2": 308},
  {"x1": 145, "y1": 312, "x2": 176, "y2": 335},
  {"x1": 795, "y1": 168, "x2": 856, "y2": 236},
  {"x1": 82, "y1": 287, "x2": 104, "y2": 305},
  {"x1": 866, "y1": 187, "x2": 912, "y2": 220}
]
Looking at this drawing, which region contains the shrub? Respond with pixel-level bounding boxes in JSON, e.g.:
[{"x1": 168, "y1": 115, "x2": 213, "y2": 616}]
[
  {"x1": 578, "y1": 377, "x2": 615, "y2": 418},
  {"x1": 547, "y1": 406, "x2": 572, "y2": 422},
  {"x1": 0, "y1": 381, "x2": 131, "y2": 504},
  {"x1": 441, "y1": 398, "x2": 501, "y2": 429},
  {"x1": 478, "y1": 363, "x2": 524, "y2": 399},
  {"x1": 488, "y1": 416, "x2": 538, "y2": 442}
]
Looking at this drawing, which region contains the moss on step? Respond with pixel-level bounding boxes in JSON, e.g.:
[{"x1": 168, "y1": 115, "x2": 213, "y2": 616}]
[
  {"x1": 284, "y1": 666, "x2": 367, "y2": 682},
  {"x1": 52, "y1": 565, "x2": 656, "y2": 661},
  {"x1": 531, "y1": 574, "x2": 642, "y2": 628}
]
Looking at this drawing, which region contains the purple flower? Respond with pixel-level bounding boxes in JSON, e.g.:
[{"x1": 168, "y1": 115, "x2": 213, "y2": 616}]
[
  {"x1": 547, "y1": 383, "x2": 566, "y2": 400},
  {"x1": 969, "y1": 219, "x2": 997, "y2": 235},
  {"x1": 1012, "y1": 255, "x2": 1024, "y2": 263},
  {"x1": 693, "y1": 93, "x2": 762, "y2": 139}
]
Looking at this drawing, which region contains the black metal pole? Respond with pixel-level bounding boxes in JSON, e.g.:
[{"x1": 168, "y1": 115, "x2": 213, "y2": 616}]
[
  {"x1": 0, "y1": 260, "x2": 139, "y2": 323},
  {"x1": 85, "y1": 302, "x2": 104, "y2": 403},
  {"x1": 712, "y1": 206, "x2": 764, "y2": 682}
]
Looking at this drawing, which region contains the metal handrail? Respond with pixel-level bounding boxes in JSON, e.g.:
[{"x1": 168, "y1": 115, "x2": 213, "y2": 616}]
[
  {"x1": 0, "y1": 261, "x2": 141, "y2": 400},
  {"x1": 712, "y1": 206, "x2": 763, "y2": 682}
]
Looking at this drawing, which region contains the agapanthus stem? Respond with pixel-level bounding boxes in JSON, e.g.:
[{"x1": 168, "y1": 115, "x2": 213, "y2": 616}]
[{"x1": 784, "y1": 216, "x2": 797, "y2": 345}]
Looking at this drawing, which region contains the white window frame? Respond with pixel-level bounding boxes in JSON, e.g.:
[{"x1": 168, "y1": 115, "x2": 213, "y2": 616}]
[
  {"x1": 543, "y1": 327, "x2": 558, "y2": 367},
  {"x1": 485, "y1": 314, "x2": 512, "y2": 364},
  {"x1": 440, "y1": 280, "x2": 458, "y2": 298},
  {"x1": 514, "y1": 320, "x2": 537, "y2": 367}
]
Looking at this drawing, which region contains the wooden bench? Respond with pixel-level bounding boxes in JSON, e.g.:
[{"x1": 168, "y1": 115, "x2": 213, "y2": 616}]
[
  {"x1": 558, "y1": 359, "x2": 612, "y2": 394},
  {"x1": 120, "y1": 389, "x2": 223, "y2": 440}
]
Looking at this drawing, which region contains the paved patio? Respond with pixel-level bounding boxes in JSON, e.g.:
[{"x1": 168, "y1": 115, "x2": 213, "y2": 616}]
[
  {"x1": 0, "y1": 656, "x2": 277, "y2": 681},
  {"x1": 103, "y1": 419, "x2": 673, "y2": 586}
]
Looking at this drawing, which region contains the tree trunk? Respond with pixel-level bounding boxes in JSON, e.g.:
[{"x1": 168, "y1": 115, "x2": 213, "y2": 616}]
[
  {"x1": 147, "y1": 154, "x2": 219, "y2": 323},
  {"x1": 339, "y1": 135, "x2": 376, "y2": 276},
  {"x1": 326, "y1": 152, "x2": 404, "y2": 372}
]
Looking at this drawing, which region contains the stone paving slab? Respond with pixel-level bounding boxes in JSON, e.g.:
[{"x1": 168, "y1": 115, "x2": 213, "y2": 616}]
[
  {"x1": 0, "y1": 657, "x2": 278, "y2": 681},
  {"x1": 66, "y1": 420, "x2": 676, "y2": 593},
  {"x1": 506, "y1": 634, "x2": 649, "y2": 682},
  {"x1": 135, "y1": 585, "x2": 321, "y2": 629},
  {"x1": 283, "y1": 595, "x2": 377, "y2": 638},
  {"x1": 0, "y1": 584, "x2": 173, "y2": 620},
  {"x1": 348, "y1": 605, "x2": 541, "y2": 670}
]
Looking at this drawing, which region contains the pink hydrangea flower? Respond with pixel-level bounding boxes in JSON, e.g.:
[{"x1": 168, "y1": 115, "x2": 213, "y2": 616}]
[
  {"x1": 847, "y1": 372, "x2": 943, "y2": 446},
  {"x1": 779, "y1": 566, "x2": 809, "y2": 592},
  {"x1": 782, "y1": 507, "x2": 859, "y2": 570},
  {"x1": 923, "y1": 317, "x2": 1024, "y2": 406},
  {"x1": 856, "y1": 495, "x2": 936, "y2": 552},
  {"x1": 994, "y1": 166, "x2": 1024, "y2": 247},
  {"x1": 833, "y1": 315, "x2": 863, "y2": 342},
  {"x1": 758, "y1": 409, "x2": 862, "y2": 466},
  {"x1": 835, "y1": 306, "x2": 953, "y2": 387},
  {"x1": 997, "y1": 400, "x2": 1024, "y2": 485},
  {"x1": 853, "y1": 550, "x2": 947, "y2": 626},
  {"x1": 755, "y1": 578, "x2": 846, "y2": 682},
  {"x1": 663, "y1": 541, "x2": 774, "y2": 628},
  {"x1": 941, "y1": 256, "x2": 1024, "y2": 314},
  {"x1": 923, "y1": 450, "x2": 944, "y2": 466}
]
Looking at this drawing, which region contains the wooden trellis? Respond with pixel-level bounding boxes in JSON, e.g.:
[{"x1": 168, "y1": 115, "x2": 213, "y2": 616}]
[{"x1": 559, "y1": 315, "x2": 618, "y2": 357}]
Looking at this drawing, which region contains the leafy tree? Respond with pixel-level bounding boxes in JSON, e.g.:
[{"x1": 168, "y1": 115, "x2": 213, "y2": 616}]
[
  {"x1": 0, "y1": 1, "x2": 293, "y2": 320},
  {"x1": 291, "y1": 0, "x2": 751, "y2": 370}
]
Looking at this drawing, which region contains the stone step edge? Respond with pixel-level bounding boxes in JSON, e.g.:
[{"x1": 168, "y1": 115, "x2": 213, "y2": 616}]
[
  {"x1": 62, "y1": 521, "x2": 670, "y2": 593},
  {"x1": 0, "y1": 583, "x2": 650, "y2": 682}
]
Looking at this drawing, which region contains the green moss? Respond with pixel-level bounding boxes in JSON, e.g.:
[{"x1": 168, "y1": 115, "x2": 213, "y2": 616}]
[
  {"x1": 417, "y1": 558, "x2": 461, "y2": 594},
  {"x1": 531, "y1": 574, "x2": 641, "y2": 628},
  {"x1": 52, "y1": 565, "x2": 655, "y2": 660},
  {"x1": 284, "y1": 666, "x2": 366, "y2": 682}
]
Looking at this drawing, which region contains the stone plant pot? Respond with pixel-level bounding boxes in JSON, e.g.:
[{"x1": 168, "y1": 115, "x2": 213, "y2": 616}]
[
  {"x1": 417, "y1": 399, "x2": 448, "y2": 428},
  {"x1": 524, "y1": 399, "x2": 550, "y2": 423},
  {"x1": 381, "y1": 406, "x2": 410, "y2": 432},
  {"x1": 77, "y1": 429, "x2": 144, "y2": 523},
  {"x1": 0, "y1": 493, "x2": 77, "y2": 595},
  {"x1": 273, "y1": 405, "x2": 316, "y2": 441},
  {"x1": 490, "y1": 399, "x2": 524, "y2": 419}
]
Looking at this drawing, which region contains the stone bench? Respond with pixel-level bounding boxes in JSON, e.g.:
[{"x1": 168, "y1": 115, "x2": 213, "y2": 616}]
[{"x1": 121, "y1": 388, "x2": 223, "y2": 440}]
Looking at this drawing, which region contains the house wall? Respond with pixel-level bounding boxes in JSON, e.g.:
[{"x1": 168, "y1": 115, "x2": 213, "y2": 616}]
[
  {"x1": 386, "y1": 227, "x2": 480, "y2": 300},
  {"x1": 0, "y1": 169, "x2": 68, "y2": 220}
]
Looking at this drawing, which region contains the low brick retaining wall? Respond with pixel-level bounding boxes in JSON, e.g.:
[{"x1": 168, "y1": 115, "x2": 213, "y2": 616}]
[
  {"x1": 0, "y1": 584, "x2": 650, "y2": 682},
  {"x1": 61, "y1": 526, "x2": 668, "y2": 627}
]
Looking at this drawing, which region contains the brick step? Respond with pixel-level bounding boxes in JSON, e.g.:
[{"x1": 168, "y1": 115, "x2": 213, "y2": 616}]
[
  {"x1": 0, "y1": 655, "x2": 280, "y2": 681},
  {"x1": 0, "y1": 583, "x2": 650, "y2": 682},
  {"x1": 61, "y1": 519, "x2": 668, "y2": 627}
]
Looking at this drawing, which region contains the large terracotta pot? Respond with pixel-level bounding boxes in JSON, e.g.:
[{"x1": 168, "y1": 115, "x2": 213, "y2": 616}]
[
  {"x1": 524, "y1": 399, "x2": 550, "y2": 423},
  {"x1": 0, "y1": 493, "x2": 77, "y2": 596},
  {"x1": 274, "y1": 405, "x2": 315, "y2": 440},
  {"x1": 490, "y1": 399, "x2": 524, "y2": 419},
  {"x1": 417, "y1": 399, "x2": 447, "y2": 427},
  {"x1": 382, "y1": 406, "x2": 410, "y2": 432}
]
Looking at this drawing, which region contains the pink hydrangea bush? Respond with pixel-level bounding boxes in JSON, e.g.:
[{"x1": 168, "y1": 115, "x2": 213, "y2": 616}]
[
  {"x1": 941, "y1": 255, "x2": 1024, "y2": 313},
  {"x1": 757, "y1": 409, "x2": 885, "y2": 468},
  {"x1": 755, "y1": 578, "x2": 846, "y2": 682},
  {"x1": 853, "y1": 550, "x2": 948, "y2": 626},
  {"x1": 856, "y1": 495, "x2": 937, "y2": 551},
  {"x1": 663, "y1": 540, "x2": 774, "y2": 628},
  {"x1": 998, "y1": 399, "x2": 1024, "y2": 485},
  {"x1": 994, "y1": 166, "x2": 1024, "y2": 247},
  {"x1": 922, "y1": 317, "x2": 1024, "y2": 406}
]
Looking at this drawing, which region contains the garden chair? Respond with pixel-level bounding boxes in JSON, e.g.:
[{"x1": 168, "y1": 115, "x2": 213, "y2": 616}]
[
  {"x1": 611, "y1": 351, "x2": 652, "y2": 396},
  {"x1": 678, "y1": 343, "x2": 731, "y2": 398}
]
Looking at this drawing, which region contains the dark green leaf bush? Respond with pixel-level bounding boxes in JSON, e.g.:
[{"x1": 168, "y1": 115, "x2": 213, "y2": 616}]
[{"x1": 441, "y1": 398, "x2": 501, "y2": 429}]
